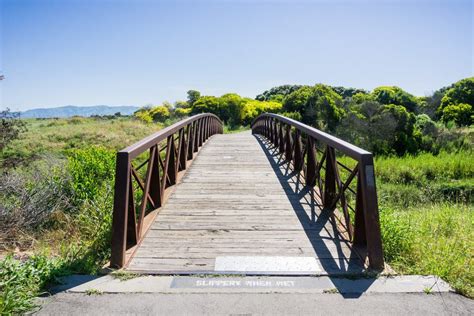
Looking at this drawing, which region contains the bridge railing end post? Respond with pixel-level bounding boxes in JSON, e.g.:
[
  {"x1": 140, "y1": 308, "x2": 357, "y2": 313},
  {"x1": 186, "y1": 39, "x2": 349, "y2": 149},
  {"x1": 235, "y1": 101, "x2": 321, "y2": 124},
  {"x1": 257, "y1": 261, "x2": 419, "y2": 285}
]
[
  {"x1": 358, "y1": 154, "x2": 384, "y2": 270},
  {"x1": 110, "y1": 152, "x2": 131, "y2": 269}
]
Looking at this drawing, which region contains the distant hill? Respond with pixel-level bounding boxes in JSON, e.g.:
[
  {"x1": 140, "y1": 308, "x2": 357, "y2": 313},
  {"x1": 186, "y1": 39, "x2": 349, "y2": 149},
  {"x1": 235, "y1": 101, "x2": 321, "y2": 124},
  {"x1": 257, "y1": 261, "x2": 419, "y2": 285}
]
[{"x1": 20, "y1": 105, "x2": 139, "y2": 118}]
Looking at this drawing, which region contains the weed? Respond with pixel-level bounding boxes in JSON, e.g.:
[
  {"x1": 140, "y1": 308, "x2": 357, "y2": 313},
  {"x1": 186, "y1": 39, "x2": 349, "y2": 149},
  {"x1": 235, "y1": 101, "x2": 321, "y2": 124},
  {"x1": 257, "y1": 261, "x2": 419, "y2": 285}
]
[
  {"x1": 423, "y1": 287, "x2": 433, "y2": 295},
  {"x1": 111, "y1": 271, "x2": 139, "y2": 281},
  {"x1": 85, "y1": 289, "x2": 103, "y2": 296},
  {"x1": 323, "y1": 288, "x2": 339, "y2": 294}
]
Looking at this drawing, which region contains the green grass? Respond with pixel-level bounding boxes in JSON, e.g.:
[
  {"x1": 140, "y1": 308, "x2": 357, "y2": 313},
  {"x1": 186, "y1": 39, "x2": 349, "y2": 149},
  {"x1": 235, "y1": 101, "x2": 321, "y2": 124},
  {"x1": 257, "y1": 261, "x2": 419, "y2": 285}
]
[
  {"x1": 371, "y1": 150, "x2": 474, "y2": 298},
  {"x1": 1, "y1": 117, "x2": 163, "y2": 166},
  {"x1": 380, "y1": 203, "x2": 473, "y2": 297},
  {"x1": 0, "y1": 254, "x2": 65, "y2": 314},
  {"x1": 375, "y1": 151, "x2": 473, "y2": 184}
]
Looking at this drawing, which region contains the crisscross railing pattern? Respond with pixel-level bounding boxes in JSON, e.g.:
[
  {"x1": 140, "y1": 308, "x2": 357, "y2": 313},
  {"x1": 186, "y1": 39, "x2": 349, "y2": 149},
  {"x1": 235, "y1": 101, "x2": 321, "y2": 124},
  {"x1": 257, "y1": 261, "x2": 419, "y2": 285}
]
[
  {"x1": 111, "y1": 114, "x2": 223, "y2": 268},
  {"x1": 251, "y1": 113, "x2": 384, "y2": 270}
]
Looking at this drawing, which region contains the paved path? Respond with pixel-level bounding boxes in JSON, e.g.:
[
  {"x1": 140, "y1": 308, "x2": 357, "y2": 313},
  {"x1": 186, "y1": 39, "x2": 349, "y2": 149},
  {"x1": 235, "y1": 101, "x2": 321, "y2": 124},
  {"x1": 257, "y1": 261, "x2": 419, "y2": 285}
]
[
  {"x1": 35, "y1": 274, "x2": 473, "y2": 315},
  {"x1": 127, "y1": 132, "x2": 363, "y2": 275},
  {"x1": 36, "y1": 292, "x2": 473, "y2": 316}
]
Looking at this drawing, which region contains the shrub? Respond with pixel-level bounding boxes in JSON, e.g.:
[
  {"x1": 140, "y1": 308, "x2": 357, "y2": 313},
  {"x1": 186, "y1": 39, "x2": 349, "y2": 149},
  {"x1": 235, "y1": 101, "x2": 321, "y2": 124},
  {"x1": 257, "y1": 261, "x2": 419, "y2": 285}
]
[
  {"x1": 66, "y1": 146, "x2": 116, "y2": 204},
  {"x1": 0, "y1": 157, "x2": 71, "y2": 247},
  {"x1": 0, "y1": 254, "x2": 61, "y2": 315},
  {"x1": 283, "y1": 84, "x2": 345, "y2": 131},
  {"x1": 1, "y1": 108, "x2": 27, "y2": 167},
  {"x1": 441, "y1": 103, "x2": 473, "y2": 126},
  {"x1": 371, "y1": 86, "x2": 419, "y2": 112},
  {"x1": 241, "y1": 99, "x2": 282, "y2": 125},
  {"x1": 174, "y1": 107, "x2": 191, "y2": 118},
  {"x1": 134, "y1": 110, "x2": 153, "y2": 123},
  {"x1": 150, "y1": 106, "x2": 171, "y2": 122}
]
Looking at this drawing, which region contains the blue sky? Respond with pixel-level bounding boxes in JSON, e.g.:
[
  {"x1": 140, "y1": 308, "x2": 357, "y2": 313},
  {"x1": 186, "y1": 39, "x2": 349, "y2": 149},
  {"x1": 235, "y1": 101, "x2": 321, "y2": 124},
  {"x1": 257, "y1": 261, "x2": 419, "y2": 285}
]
[{"x1": 1, "y1": 0, "x2": 473, "y2": 111}]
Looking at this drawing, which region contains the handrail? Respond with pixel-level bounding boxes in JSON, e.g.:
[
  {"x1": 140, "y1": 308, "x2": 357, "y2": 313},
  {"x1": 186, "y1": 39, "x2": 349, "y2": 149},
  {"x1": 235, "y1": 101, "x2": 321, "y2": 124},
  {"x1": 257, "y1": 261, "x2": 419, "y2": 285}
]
[
  {"x1": 122, "y1": 113, "x2": 222, "y2": 159},
  {"x1": 252, "y1": 113, "x2": 371, "y2": 159},
  {"x1": 111, "y1": 113, "x2": 223, "y2": 268},
  {"x1": 251, "y1": 113, "x2": 384, "y2": 270}
]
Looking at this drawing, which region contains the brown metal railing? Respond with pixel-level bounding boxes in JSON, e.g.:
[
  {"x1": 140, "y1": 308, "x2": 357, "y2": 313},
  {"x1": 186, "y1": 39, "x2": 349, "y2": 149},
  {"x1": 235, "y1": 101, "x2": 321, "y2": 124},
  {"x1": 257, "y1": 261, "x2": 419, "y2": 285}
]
[
  {"x1": 111, "y1": 113, "x2": 223, "y2": 268},
  {"x1": 251, "y1": 113, "x2": 384, "y2": 270}
]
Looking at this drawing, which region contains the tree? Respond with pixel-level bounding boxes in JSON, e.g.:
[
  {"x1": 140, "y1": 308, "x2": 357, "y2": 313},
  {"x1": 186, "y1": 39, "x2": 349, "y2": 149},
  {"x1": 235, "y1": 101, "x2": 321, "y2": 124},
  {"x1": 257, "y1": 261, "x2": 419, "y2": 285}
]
[
  {"x1": 175, "y1": 100, "x2": 190, "y2": 109},
  {"x1": 441, "y1": 103, "x2": 473, "y2": 126},
  {"x1": 283, "y1": 84, "x2": 345, "y2": 131},
  {"x1": 241, "y1": 99, "x2": 282, "y2": 125},
  {"x1": 187, "y1": 90, "x2": 201, "y2": 107},
  {"x1": 150, "y1": 106, "x2": 170, "y2": 122},
  {"x1": 219, "y1": 93, "x2": 245, "y2": 126},
  {"x1": 419, "y1": 85, "x2": 451, "y2": 119},
  {"x1": 1, "y1": 108, "x2": 27, "y2": 152},
  {"x1": 437, "y1": 77, "x2": 474, "y2": 126},
  {"x1": 174, "y1": 107, "x2": 191, "y2": 118},
  {"x1": 331, "y1": 86, "x2": 368, "y2": 99},
  {"x1": 256, "y1": 85, "x2": 304, "y2": 101},
  {"x1": 282, "y1": 86, "x2": 313, "y2": 113},
  {"x1": 379, "y1": 104, "x2": 419, "y2": 155},
  {"x1": 371, "y1": 86, "x2": 419, "y2": 112},
  {"x1": 133, "y1": 108, "x2": 153, "y2": 123},
  {"x1": 192, "y1": 96, "x2": 221, "y2": 117}
]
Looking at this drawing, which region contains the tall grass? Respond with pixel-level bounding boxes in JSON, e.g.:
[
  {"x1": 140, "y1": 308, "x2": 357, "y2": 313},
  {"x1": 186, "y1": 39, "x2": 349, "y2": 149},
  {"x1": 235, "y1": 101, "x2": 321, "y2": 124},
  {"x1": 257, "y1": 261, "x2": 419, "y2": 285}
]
[
  {"x1": 380, "y1": 204, "x2": 473, "y2": 297},
  {"x1": 375, "y1": 151, "x2": 473, "y2": 184},
  {"x1": 0, "y1": 117, "x2": 162, "y2": 166},
  {"x1": 374, "y1": 150, "x2": 473, "y2": 297}
]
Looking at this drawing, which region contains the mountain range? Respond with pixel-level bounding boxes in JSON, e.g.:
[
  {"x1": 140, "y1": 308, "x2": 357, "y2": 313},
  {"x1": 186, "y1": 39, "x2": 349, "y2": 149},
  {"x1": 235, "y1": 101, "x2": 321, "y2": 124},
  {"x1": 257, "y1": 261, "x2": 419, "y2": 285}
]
[{"x1": 20, "y1": 105, "x2": 139, "y2": 118}]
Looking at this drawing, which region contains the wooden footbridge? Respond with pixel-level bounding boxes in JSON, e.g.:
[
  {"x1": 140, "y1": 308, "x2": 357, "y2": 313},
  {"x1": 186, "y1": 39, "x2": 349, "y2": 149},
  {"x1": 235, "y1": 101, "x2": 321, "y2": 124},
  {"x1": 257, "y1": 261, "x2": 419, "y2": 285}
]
[{"x1": 110, "y1": 113, "x2": 384, "y2": 275}]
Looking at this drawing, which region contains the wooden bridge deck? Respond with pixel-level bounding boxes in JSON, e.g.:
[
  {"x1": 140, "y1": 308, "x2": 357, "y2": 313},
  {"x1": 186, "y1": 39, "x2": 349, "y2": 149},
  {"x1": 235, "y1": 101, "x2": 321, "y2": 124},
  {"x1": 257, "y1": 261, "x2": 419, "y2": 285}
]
[{"x1": 127, "y1": 131, "x2": 366, "y2": 275}]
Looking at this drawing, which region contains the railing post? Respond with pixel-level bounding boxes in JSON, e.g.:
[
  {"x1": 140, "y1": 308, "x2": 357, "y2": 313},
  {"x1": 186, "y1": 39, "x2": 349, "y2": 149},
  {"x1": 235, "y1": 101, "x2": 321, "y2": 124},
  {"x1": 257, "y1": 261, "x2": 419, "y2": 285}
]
[
  {"x1": 305, "y1": 137, "x2": 316, "y2": 186},
  {"x1": 149, "y1": 144, "x2": 162, "y2": 208},
  {"x1": 285, "y1": 125, "x2": 292, "y2": 161},
  {"x1": 353, "y1": 173, "x2": 366, "y2": 246},
  {"x1": 198, "y1": 118, "x2": 204, "y2": 147},
  {"x1": 194, "y1": 120, "x2": 200, "y2": 152},
  {"x1": 178, "y1": 128, "x2": 187, "y2": 171},
  {"x1": 324, "y1": 146, "x2": 337, "y2": 209},
  {"x1": 357, "y1": 155, "x2": 384, "y2": 270},
  {"x1": 279, "y1": 123, "x2": 285, "y2": 154},
  {"x1": 166, "y1": 135, "x2": 177, "y2": 187},
  {"x1": 273, "y1": 118, "x2": 278, "y2": 147},
  {"x1": 266, "y1": 117, "x2": 270, "y2": 139},
  {"x1": 126, "y1": 172, "x2": 138, "y2": 247},
  {"x1": 293, "y1": 130, "x2": 303, "y2": 171},
  {"x1": 187, "y1": 123, "x2": 194, "y2": 160},
  {"x1": 268, "y1": 118, "x2": 273, "y2": 143},
  {"x1": 111, "y1": 152, "x2": 131, "y2": 268},
  {"x1": 205, "y1": 117, "x2": 210, "y2": 140}
]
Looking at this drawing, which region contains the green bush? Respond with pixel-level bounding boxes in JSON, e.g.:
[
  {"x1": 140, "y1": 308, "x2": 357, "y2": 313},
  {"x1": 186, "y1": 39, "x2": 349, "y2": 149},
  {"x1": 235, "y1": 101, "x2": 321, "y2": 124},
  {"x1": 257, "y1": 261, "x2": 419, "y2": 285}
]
[
  {"x1": 282, "y1": 84, "x2": 345, "y2": 131},
  {"x1": 66, "y1": 146, "x2": 116, "y2": 204},
  {"x1": 438, "y1": 77, "x2": 474, "y2": 112},
  {"x1": 150, "y1": 106, "x2": 171, "y2": 122},
  {"x1": 441, "y1": 103, "x2": 473, "y2": 126},
  {"x1": 371, "y1": 86, "x2": 418, "y2": 112},
  {"x1": 0, "y1": 158, "x2": 71, "y2": 239},
  {"x1": 0, "y1": 255, "x2": 62, "y2": 314}
]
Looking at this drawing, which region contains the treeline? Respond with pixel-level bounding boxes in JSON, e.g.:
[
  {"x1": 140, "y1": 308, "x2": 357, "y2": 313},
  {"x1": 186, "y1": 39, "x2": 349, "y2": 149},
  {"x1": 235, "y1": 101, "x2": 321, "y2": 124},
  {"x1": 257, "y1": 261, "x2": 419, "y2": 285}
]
[
  {"x1": 134, "y1": 77, "x2": 473, "y2": 155},
  {"x1": 134, "y1": 91, "x2": 282, "y2": 126}
]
